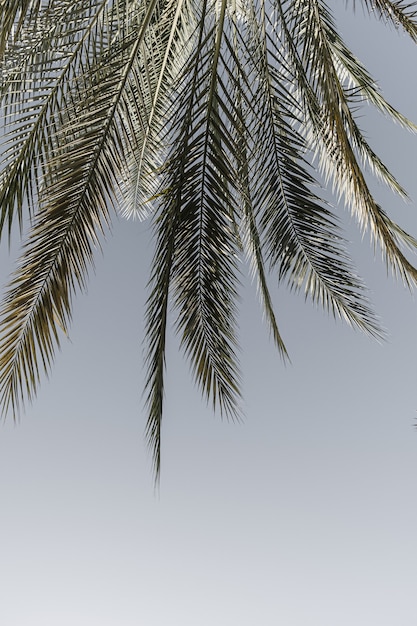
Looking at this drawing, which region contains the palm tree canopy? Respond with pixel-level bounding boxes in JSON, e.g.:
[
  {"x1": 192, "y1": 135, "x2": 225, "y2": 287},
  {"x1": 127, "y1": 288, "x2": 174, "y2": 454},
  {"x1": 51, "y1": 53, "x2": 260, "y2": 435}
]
[{"x1": 1, "y1": 0, "x2": 417, "y2": 479}]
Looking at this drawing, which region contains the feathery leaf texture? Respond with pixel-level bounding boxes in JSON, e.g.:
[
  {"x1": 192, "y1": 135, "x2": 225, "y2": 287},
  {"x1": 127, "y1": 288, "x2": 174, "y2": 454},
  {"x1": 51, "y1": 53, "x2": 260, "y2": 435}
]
[{"x1": 1, "y1": 0, "x2": 417, "y2": 479}]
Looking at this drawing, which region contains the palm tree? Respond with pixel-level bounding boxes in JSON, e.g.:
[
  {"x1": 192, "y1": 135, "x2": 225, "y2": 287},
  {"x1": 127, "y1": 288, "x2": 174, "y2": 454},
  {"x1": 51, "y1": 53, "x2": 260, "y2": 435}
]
[{"x1": 1, "y1": 0, "x2": 416, "y2": 478}]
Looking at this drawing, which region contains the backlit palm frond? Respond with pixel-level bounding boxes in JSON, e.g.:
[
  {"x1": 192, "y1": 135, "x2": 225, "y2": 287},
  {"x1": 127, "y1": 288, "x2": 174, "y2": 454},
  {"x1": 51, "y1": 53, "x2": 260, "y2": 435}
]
[
  {"x1": 144, "y1": 0, "x2": 245, "y2": 478},
  {"x1": 354, "y1": 0, "x2": 417, "y2": 39},
  {"x1": 143, "y1": 189, "x2": 178, "y2": 481},
  {"x1": 0, "y1": 0, "x2": 41, "y2": 59},
  {"x1": 282, "y1": 0, "x2": 417, "y2": 288},
  {"x1": 0, "y1": 0, "x2": 158, "y2": 416},
  {"x1": 226, "y1": 2, "x2": 382, "y2": 337},
  {"x1": 259, "y1": 89, "x2": 382, "y2": 337},
  {"x1": 171, "y1": 6, "x2": 243, "y2": 418},
  {"x1": 0, "y1": 0, "x2": 124, "y2": 237},
  {"x1": 118, "y1": 0, "x2": 185, "y2": 220},
  {"x1": 142, "y1": 1, "x2": 205, "y2": 478},
  {"x1": 211, "y1": 2, "x2": 288, "y2": 359},
  {"x1": 327, "y1": 19, "x2": 416, "y2": 132},
  {"x1": 324, "y1": 5, "x2": 414, "y2": 199}
]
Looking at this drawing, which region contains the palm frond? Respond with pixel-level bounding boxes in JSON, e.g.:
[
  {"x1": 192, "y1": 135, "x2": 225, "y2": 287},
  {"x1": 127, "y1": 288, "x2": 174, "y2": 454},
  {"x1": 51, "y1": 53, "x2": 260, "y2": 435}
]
[
  {"x1": 1, "y1": 0, "x2": 417, "y2": 481},
  {"x1": 279, "y1": 0, "x2": 417, "y2": 288},
  {"x1": 119, "y1": 0, "x2": 193, "y2": 220},
  {"x1": 0, "y1": 0, "x2": 121, "y2": 237},
  {"x1": 353, "y1": 0, "x2": 417, "y2": 39},
  {"x1": 226, "y1": 1, "x2": 290, "y2": 357},
  {"x1": 0, "y1": 0, "x2": 161, "y2": 416},
  {"x1": 0, "y1": 0, "x2": 41, "y2": 59},
  {"x1": 144, "y1": 0, "x2": 244, "y2": 478}
]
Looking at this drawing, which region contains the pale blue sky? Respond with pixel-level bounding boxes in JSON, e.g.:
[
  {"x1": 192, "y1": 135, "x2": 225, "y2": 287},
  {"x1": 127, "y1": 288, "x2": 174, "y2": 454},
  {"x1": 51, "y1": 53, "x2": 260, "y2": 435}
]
[{"x1": 0, "y1": 5, "x2": 416, "y2": 626}]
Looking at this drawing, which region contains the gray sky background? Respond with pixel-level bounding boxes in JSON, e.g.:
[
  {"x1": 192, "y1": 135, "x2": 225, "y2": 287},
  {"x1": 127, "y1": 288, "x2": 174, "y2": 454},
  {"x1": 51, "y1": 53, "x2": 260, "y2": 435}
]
[{"x1": 0, "y1": 5, "x2": 416, "y2": 625}]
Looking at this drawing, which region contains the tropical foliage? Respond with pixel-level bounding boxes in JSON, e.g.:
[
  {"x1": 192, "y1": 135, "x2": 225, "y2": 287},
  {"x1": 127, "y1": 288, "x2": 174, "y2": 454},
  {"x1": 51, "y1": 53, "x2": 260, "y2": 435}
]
[{"x1": 1, "y1": 0, "x2": 417, "y2": 478}]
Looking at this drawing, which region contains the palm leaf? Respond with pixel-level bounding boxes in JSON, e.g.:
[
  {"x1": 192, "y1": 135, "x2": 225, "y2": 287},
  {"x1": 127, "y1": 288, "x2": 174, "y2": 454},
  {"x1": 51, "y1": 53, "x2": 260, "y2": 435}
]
[
  {"x1": 0, "y1": 0, "x2": 161, "y2": 415},
  {"x1": 1, "y1": 0, "x2": 417, "y2": 480},
  {"x1": 144, "y1": 0, "x2": 244, "y2": 478},
  {"x1": 0, "y1": 0, "x2": 124, "y2": 236},
  {"x1": 354, "y1": 0, "x2": 417, "y2": 38},
  {"x1": 279, "y1": 0, "x2": 417, "y2": 288}
]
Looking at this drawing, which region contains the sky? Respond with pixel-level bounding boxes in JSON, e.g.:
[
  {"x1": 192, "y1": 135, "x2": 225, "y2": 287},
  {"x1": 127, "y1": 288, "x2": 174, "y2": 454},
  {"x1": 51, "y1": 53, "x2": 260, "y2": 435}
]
[{"x1": 0, "y1": 5, "x2": 416, "y2": 626}]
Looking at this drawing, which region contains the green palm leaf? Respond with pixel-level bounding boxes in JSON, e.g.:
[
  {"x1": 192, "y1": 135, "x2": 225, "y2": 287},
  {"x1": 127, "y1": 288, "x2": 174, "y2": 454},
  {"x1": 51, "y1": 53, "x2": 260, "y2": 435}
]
[
  {"x1": 356, "y1": 0, "x2": 417, "y2": 37},
  {"x1": 1, "y1": 0, "x2": 416, "y2": 480},
  {"x1": 0, "y1": 0, "x2": 160, "y2": 412}
]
